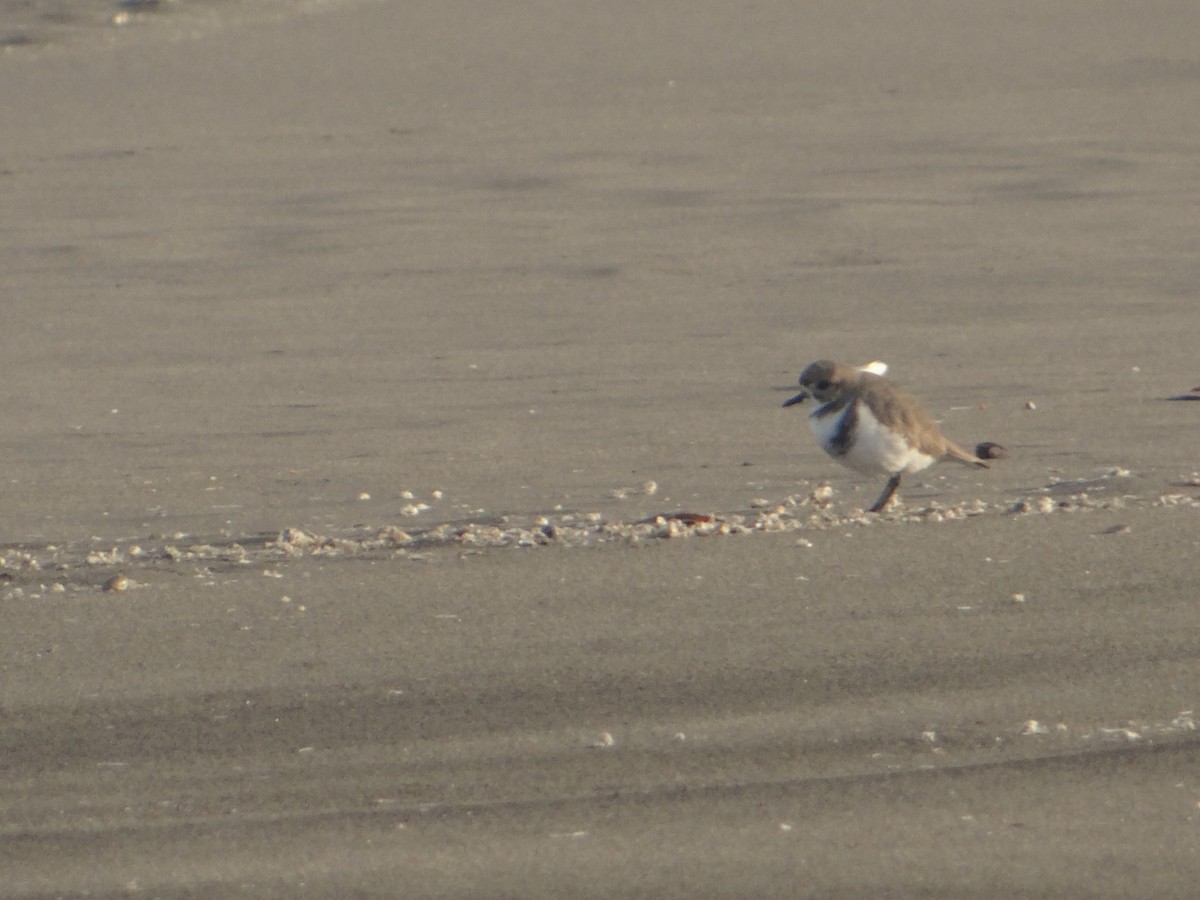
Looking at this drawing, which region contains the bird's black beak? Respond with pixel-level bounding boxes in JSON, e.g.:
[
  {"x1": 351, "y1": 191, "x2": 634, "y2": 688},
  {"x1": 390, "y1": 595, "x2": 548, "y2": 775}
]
[{"x1": 782, "y1": 390, "x2": 809, "y2": 408}]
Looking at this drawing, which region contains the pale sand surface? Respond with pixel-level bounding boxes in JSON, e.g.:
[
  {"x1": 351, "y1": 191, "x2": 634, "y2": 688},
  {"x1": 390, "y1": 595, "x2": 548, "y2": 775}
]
[{"x1": 2, "y1": 0, "x2": 1200, "y2": 896}]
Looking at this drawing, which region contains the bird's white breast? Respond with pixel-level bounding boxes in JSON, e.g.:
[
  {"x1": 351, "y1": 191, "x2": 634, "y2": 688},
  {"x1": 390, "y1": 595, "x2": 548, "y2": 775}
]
[{"x1": 809, "y1": 401, "x2": 936, "y2": 476}]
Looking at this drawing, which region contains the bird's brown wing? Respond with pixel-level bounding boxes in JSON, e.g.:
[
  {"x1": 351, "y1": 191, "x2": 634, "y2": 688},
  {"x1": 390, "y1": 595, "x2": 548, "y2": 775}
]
[{"x1": 858, "y1": 375, "x2": 984, "y2": 466}]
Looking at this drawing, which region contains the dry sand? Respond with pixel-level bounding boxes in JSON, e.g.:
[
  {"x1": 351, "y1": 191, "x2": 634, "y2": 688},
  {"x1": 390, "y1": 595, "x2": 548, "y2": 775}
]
[{"x1": 2, "y1": 0, "x2": 1199, "y2": 896}]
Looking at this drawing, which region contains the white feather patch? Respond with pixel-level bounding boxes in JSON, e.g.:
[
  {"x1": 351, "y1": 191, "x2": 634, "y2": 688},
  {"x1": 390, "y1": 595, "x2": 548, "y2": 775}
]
[{"x1": 809, "y1": 401, "x2": 936, "y2": 476}]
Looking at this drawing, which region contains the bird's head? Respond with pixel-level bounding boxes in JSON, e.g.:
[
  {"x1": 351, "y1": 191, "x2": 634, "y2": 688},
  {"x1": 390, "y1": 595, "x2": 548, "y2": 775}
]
[{"x1": 783, "y1": 359, "x2": 845, "y2": 407}]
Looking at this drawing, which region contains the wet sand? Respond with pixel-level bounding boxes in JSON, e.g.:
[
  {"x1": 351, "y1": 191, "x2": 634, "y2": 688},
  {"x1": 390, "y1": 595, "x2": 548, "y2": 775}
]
[{"x1": 3, "y1": 1, "x2": 1200, "y2": 896}]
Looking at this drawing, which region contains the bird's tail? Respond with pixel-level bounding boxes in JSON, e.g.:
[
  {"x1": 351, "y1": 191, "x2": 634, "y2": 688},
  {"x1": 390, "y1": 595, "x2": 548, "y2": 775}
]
[
  {"x1": 945, "y1": 441, "x2": 989, "y2": 469},
  {"x1": 947, "y1": 440, "x2": 1009, "y2": 469}
]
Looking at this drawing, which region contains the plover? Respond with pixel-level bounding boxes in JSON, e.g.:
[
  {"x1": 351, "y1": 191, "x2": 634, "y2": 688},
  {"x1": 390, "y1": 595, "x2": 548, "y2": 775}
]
[{"x1": 783, "y1": 360, "x2": 1003, "y2": 512}]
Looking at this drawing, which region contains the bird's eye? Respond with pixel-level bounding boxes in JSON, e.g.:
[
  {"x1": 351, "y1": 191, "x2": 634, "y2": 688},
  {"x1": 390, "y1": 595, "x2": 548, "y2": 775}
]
[{"x1": 816, "y1": 380, "x2": 830, "y2": 390}]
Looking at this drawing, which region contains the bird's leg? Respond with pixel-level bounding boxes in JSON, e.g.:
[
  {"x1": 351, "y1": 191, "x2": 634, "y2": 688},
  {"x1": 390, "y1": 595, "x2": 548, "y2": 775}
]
[{"x1": 869, "y1": 473, "x2": 902, "y2": 513}]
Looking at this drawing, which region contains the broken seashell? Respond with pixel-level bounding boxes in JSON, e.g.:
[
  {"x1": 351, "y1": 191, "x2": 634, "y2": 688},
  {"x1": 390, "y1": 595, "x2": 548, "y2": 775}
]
[{"x1": 102, "y1": 574, "x2": 129, "y2": 592}]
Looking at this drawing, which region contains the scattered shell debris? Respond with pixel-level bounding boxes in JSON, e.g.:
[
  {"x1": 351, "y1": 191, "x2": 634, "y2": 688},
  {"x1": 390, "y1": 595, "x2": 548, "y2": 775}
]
[
  {"x1": 611, "y1": 481, "x2": 659, "y2": 500},
  {"x1": 1171, "y1": 711, "x2": 1195, "y2": 731},
  {"x1": 1017, "y1": 713, "x2": 1195, "y2": 745},
  {"x1": 809, "y1": 483, "x2": 835, "y2": 508},
  {"x1": 1098, "y1": 727, "x2": 1142, "y2": 742},
  {"x1": 2, "y1": 472, "x2": 1198, "y2": 584},
  {"x1": 1155, "y1": 493, "x2": 1195, "y2": 507},
  {"x1": 1007, "y1": 470, "x2": 1140, "y2": 515},
  {"x1": 590, "y1": 731, "x2": 615, "y2": 749},
  {"x1": 87, "y1": 548, "x2": 124, "y2": 566}
]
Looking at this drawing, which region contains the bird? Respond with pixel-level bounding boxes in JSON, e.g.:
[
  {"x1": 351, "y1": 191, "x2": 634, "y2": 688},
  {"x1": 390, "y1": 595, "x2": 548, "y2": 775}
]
[{"x1": 783, "y1": 359, "x2": 1003, "y2": 512}]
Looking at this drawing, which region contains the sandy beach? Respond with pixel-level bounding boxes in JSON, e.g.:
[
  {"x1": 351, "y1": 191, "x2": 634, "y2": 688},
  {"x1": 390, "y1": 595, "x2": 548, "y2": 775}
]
[{"x1": 2, "y1": 1, "x2": 1199, "y2": 896}]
